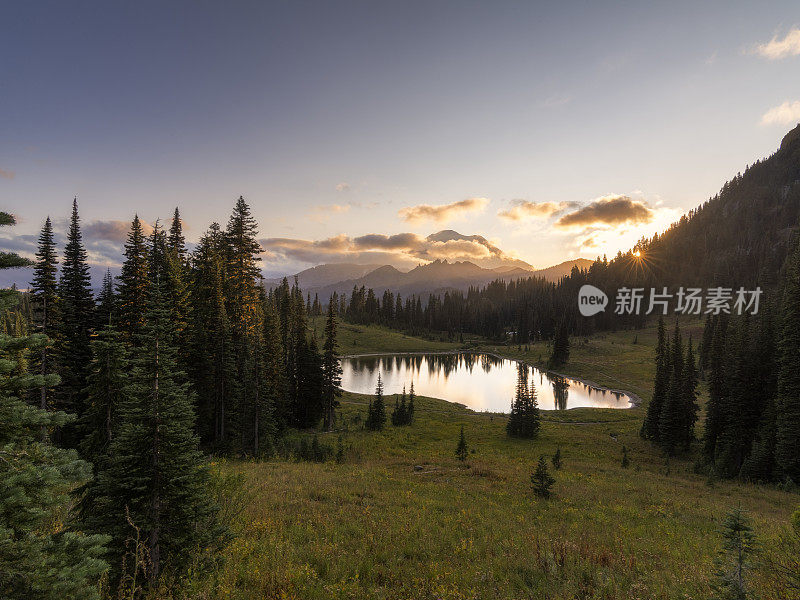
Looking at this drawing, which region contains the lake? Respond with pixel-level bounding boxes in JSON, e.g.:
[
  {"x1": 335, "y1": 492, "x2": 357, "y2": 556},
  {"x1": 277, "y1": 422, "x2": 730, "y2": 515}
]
[{"x1": 340, "y1": 353, "x2": 633, "y2": 412}]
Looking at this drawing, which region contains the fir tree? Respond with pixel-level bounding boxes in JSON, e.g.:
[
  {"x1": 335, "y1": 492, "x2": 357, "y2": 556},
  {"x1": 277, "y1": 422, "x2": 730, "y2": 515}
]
[
  {"x1": 680, "y1": 339, "x2": 699, "y2": 451},
  {"x1": 642, "y1": 316, "x2": 669, "y2": 441},
  {"x1": 167, "y1": 207, "x2": 186, "y2": 264},
  {"x1": 455, "y1": 425, "x2": 468, "y2": 461},
  {"x1": 659, "y1": 321, "x2": 684, "y2": 455},
  {"x1": 96, "y1": 268, "x2": 115, "y2": 328},
  {"x1": 30, "y1": 216, "x2": 59, "y2": 415},
  {"x1": 116, "y1": 215, "x2": 150, "y2": 339},
  {"x1": 80, "y1": 225, "x2": 224, "y2": 587},
  {"x1": 56, "y1": 199, "x2": 95, "y2": 446},
  {"x1": 79, "y1": 326, "x2": 129, "y2": 463},
  {"x1": 506, "y1": 365, "x2": 540, "y2": 439},
  {"x1": 552, "y1": 447, "x2": 562, "y2": 470},
  {"x1": 531, "y1": 455, "x2": 555, "y2": 498},
  {"x1": 711, "y1": 508, "x2": 757, "y2": 600},
  {"x1": 407, "y1": 381, "x2": 415, "y2": 424},
  {"x1": 0, "y1": 216, "x2": 109, "y2": 598},
  {"x1": 704, "y1": 316, "x2": 729, "y2": 459},
  {"x1": 392, "y1": 386, "x2": 408, "y2": 426},
  {"x1": 321, "y1": 300, "x2": 342, "y2": 431},
  {"x1": 548, "y1": 320, "x2": 570, "y2": 368},
  {"x1": 366, "y1": 373, "x2": 386, "y2": 431}
]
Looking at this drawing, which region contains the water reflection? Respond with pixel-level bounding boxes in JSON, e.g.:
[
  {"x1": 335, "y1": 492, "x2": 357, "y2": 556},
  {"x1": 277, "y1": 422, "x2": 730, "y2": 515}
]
[{"x1": 340, "y1": 353, "x2": 632, "y2": 412}]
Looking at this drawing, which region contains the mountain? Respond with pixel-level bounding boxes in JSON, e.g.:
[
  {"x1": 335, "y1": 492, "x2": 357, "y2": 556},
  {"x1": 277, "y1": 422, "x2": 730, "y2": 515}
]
[
  {"x1": 423, "y1": 230, "x2": 533, "y2": 270},
  {"x1": 638, "y1": 123, "x2": 800, "y2": 288},
  {"x1": 298, "y1": 258, "x2": 590, "y2": 300},
  {"x1": 263, "y1": 263, "x2": 384, "y2": 290}
]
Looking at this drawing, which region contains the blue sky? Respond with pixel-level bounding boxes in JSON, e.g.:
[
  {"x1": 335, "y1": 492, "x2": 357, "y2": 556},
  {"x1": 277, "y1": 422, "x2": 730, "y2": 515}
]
[{"x1": 2, "y1": 0, "x2": 800, "y2": 283}]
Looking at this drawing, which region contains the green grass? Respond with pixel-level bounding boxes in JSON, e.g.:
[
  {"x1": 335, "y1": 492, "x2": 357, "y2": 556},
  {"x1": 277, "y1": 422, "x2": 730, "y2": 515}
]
[
  {"x1": 309, "y1": 316, "x2": 466, "y2": 355},
  {"x1": 189, "y1": 319, "x2": 797, "y2": 600}
]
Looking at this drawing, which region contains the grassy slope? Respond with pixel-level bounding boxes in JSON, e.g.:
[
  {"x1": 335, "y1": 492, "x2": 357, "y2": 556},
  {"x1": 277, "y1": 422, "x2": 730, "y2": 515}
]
[{"x1": 196, "y1": 320, "x2": 796, "y2": 600}]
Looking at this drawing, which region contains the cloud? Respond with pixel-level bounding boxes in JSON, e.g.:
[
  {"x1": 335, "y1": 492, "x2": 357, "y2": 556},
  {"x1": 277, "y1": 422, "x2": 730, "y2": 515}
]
[
  {"x1": 754, "y1": 27, "x2": 800, "y2": 60},
  {"x1": 260, "y1": 229, "x2": 522, "y2": 270},
  {"x1": 760, "y1": 100, "x2": 800, "y2": 126},
  {"x1": 498, "y1": 200, "x2": 575, "y2": 221},
  {"x1": 84, "y1": 219, "x2": 154, "y2": 243},
  {"x1": 308, "y1": 203, "x2": 352, "y2": 222},
  {"x1": 555, "y1": 195, "x2": 654, "y2": 229},
  {"x1": 398, "y1": 197, "x2": 490, "y2": 224},
  {"x1": 335, "y1": 182, "x2": 350, "y2": 192},
  {"x1": 0, "y1": 168, "x2": 14, "y2": 180}
]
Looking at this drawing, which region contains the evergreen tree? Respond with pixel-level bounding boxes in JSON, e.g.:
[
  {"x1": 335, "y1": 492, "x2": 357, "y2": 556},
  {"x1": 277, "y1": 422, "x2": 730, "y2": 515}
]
[
  {"x1": 96, "y1": 268, "x2": 115, "y2": 328},
  {"x1": 642, "y1": 316, "x2": 669, "y2": 441},
  {"x1": 407, "y1": 381, "x2": 415, "y2": 424},
  {"x1": 188, "y1": 223, "x2": 234, "y2": 447},
  {"x1": 455, "y1": 425, "x2": 468, "y2": 461},
  {"x1": 776, "y1": 231, "x2": 800, "y2": 483},
  {"x1": 321, "y1": 300, "x2": 342, "y2": 430},
  {"x1": 711, "y1": 508, "x2": 757, "y2": 600},
  {"x1": 680, "y1": 339, "x2": 699, "y2": 451},
  {"x1": 548, "y1": 320, "x2": 570, "y2": 368},
  {"x1": 0, "y1": 215, "x2": 108, "y2": 598},
  {"x1": 30, "y1": 216, "x2": 59, "y2": 415},
  {"x1": 659, "y1": 321, "x2": 684, "y2": 455},
  {"x1": 506, "y1": 365, "x2": 540, "y2": 439},
  {"x1": 531, "y1": 455, "x2": 555, "y2": 498},
  {"x1": 116, "y1": 215, "x2": 150, "y2": 339},
  {"x1": 56, "y1": 199, "x2": 95, "y2": 446},
  {"x1": 80, "y1": 225, "x2": 224, "y2": 588},
  {"x1": 366, "y1": 373, "x2": 386, "y2": 431},
  {"x1": 392, "y1": 386, "x2": 408, "y2": 426},
  {"x1": 704, "y1": 316, "x2": 729, "y2": 459},
  {"x1": 79, "y1": 326, "x2": 129, "y2": 463},
  {"x1": 167, "y1": 207, "x2": 186, "y2": 264},
  {"x1": 552, "y1": 447, "x2": 562, "y2": 470}
]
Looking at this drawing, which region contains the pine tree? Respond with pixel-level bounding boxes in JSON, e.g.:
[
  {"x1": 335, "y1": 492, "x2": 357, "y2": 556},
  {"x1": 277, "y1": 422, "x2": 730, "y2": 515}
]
[
  {"x1": 659, "y1": 321, "x2": 684, "y2": 455},
  {"x1": 30, "y1": 216, "x2": 59, "y2": 415},
  {"x1": 80, "y1": 225, "x2": 224, "y2": 588},
  {"x1": 79, "y1": 326, "x2": 129, "y2": 463},
  {"x1": 507, "y1": 365, "x2": 540, "y2": 439},
  {"x1": 642, "y1": 316, "x2": 669, "y2": 441},
  {"x1": 704, "y1": 316, "x2": 729, "y2": 459},
  {"x1": 116, "y1": 215, "x2": 150, "y2": 339},
  {"x1": 0, "y1": 215, "x2": 109, "y2": 598},
  {"x1": 455, "y1": 425, "x2": 468, "y2": 461},
  {"x1": 96, "y1": 268, "x2": 115, "y2": 328},
  {"x1": 392, "y1": 386, "x2": 408, "y2": 426},
  {"x1": 56, "y1": 199, "x2": 95, "y2": 446},
  {"x1": 776, "y1": 230, "x2": 800, "y2": 483},
  {"x1": 711, "y1": 508, "x2": 757, "y2": 600},
  {"x1": 366, "y1": 373, "x2": 386, "y2": 431},
  {"x1": 0, "y1": 212, "x2": 33, "y2": 269},
  {"x1": 407, "y1": 381, "x2": 415, "y2": 424},
  {"x1": 321, "y1": 300, "x2": 342, "y2": 431},
  {"x1": 548, "y1": 320, "x2": 570, "y2": 368},
  {"x1": 531, "y1": 455, "x2": 555, "y2": 498},
  {"x1": 552, "y1": 447, "x2": 562, "y2": 470},
  {"x1": 167, "y1": 207, "x2": 186, "y2": 264},
  {"x1": 680, "y1": 339, "x2": 699, "y2": 450}
]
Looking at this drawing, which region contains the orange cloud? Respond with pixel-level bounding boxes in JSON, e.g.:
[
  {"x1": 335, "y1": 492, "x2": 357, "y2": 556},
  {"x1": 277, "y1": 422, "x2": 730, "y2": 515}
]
[
  {"x1": 498, "y1": 200, "x2": 574, "y2": 221},
  {"x1": 555, "y1": 195, "x2": 653, "y2": 229}
]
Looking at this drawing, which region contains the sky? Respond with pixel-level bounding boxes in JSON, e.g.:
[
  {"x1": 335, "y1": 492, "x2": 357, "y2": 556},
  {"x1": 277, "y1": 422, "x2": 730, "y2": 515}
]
[{"x1": 2, "y1": 0, "x2": 800, "y2": 284}]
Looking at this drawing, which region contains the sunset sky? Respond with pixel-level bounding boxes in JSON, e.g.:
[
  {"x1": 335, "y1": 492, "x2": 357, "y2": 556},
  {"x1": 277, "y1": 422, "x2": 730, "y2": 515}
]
[{"x1": 2, "y1": 1, "x2": 800, "y2": 282}]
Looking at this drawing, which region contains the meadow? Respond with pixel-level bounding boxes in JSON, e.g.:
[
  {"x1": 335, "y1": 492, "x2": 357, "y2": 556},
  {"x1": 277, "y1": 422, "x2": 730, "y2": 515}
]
[{"x1": 190, "y1": 319, "x2": 798, "y2": 599}]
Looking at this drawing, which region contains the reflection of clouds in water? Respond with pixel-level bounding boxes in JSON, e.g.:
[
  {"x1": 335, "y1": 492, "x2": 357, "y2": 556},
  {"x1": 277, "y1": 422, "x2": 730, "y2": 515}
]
[{"x1": 341, "y1": 353, "x2": 632, "y2": 413}]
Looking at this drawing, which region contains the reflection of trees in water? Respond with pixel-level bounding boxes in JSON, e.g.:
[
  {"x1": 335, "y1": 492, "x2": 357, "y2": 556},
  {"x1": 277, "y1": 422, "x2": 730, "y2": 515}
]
[
  {"x1": 551, "y1": 376, "x2": 570, "y2": 410},
  {"x1": 480, "y1": 353, "x2": 503, "y2": 373}
]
